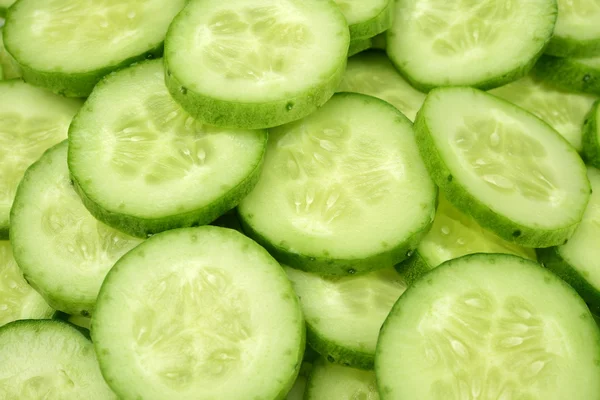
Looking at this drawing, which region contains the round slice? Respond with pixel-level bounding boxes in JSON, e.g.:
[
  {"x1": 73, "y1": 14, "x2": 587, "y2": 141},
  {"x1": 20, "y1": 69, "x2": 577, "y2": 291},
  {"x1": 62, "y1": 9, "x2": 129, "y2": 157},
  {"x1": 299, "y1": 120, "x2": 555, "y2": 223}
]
[
  {"x1": 387, "y1": 0, "x2": 557, "y2": 91},
  {"x1": 286, "y1": 266, "x2": 406, "y2": 369},
  {"x1": 3, "y1": 0, "x2": 186, "y2": 97},
  {"x1": 0, "y1": 319, "x2": 117, "y2": 399},
  {"x1": 164, "y1": 0, "x2": 349, "y2": 129},
  {"x1": 92, "y1": 226, "x2": 304, "y2": 400},
  {"x1": 583, "y1": 100, "x2": 600, "y2": 167},
  {"x1": 415, "y1": 87, "x2": 590, "y2": 247},
  {"x1": 10, "y1": 141, "x2": 142, "y2": 316},
  {"x1": 337, "y1": 50, "x2": 426, "y2": 121},
  {"x1": 0, "y1": 80, "x2": 81, "y2": 239},
  {"x1": 239, "y1": 93, "x2": 436, "y2": 275},
  {"x1": 376, "y1": 254, "x2": 600, "y2": 400},
  {"x1": 545, "y1": 0, "x2": 600, "y2": 57},
  {"x1": 490, "y1": 75, "x2": 597, "y2": 152},
  {"x1": 69, "y1": 59, "x2": 267, "y2": 238},
  {"x1": 534, "y1": 55, "x2": 600, "y2": 96},
  {"x1": 306, "y1": 358, "x2": 379, "y2": 400},
  {"x1": 333, "y1": 0, "x2": 393, "y2": 40},
  {"x1": 0, "y1": 241, "x2": 53, "y2": 327}
]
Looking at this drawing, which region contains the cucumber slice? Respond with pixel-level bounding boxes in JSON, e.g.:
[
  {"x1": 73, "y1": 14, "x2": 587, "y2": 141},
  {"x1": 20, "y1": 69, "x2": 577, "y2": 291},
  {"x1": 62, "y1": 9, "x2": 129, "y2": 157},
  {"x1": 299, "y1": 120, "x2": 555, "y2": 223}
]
[
  {"x1": 164, "y1": 0, "x2": 349, "y2": 129},
  {"x1": 0, "y1": 0, "x2": 14, "y2": 18},
  {"x1": 546, "y1": 0, "x2": 600, "y2": 57},
  {"x1": 348, "y1": 38, "x2": 372, "y2": 57},
  {"x1": 52, "y1": 311, "x2": 91, "y2": 339},
  {"x1": 285, "y1": 266, "x2": 406, "y2": 369},
  {"x1": 337, "y1": 51, "x2": 426, "y2": 121},
  {"x1": 333, "y1": 0, "x2": 393, "y2": 40},
  {"x1": 0, "y1": 80, "x2": 81, "y2": 239},
  {"x1": 396, "y1": 194, "x2": 536, "y2": 286},
  {"x1": 0, "y1": 29, "x2": 21, "y2": 80},
  {"x1": 3, "y1": 0, "x2": 186, "y2": 97},
  {"x1": 387, "y1": 0, "x2": 557, "y2": 91},
  {"x1": 534, "y1": 55, "x2": 600, "y2": 96},
  {"x1": 0, "y1": 241, "x2": 53, "y2": 327},
  {"x1": 583, "y1": 100, "x2": 600, "y2": 167},
  {"x1": 305, "y1": 358, "x2": 379, "y2": 400},
  {"x1": 68, "y1": 60, "x2": 267, "y2": 238},
  {"x1": 376, "y1": 254, "x2": 600, "y2": 400},
  {"x1": 92, "y1": 226, "x2": 304, "y2": 400},
  {"x1": 286, "y1": 375, "x2": 307, "y2": 400},
  {"x1": 415, "y1": 87, "x2": 590, "y2": 247},
  {"x1": 0, "y1": 319, "x2": 116, "y2": 399},
  {"x1": 10, "y1": 142, "x2": 142, "y2": 315},
  {"x1": 239, "y1": 93, "x2": 436, "y2": 276},
  {"x1": 537, "y1": 167, "x2": 600, "y2": 314},
  {"x1": 490, "y1": 75, "x2": 597, "y2": 152}
]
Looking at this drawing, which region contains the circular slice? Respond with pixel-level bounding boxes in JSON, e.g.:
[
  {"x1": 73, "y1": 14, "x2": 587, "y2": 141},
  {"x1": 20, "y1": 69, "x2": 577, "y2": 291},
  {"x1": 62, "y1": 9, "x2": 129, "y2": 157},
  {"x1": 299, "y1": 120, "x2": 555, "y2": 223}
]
[
  {"x1": 415, "y1": 86, "x2": 590, "y2": 247},
  {"x1": 0, "y1": 319, "x2": 117, "y2": 399},
  {"x1": 10, "y1": 141, "x2": 142, "y2": 316},
  {"x1": 305, "y1": 358, "x2": 379, "y2": 400},
  {"x1": 68, "y1": 59, "x2": 267, "y2": 238},
  {"x1": 583, "y1": 100, "x2": 600, "y2": 167},
  {"x1": 546, "y1": 0, "x2": 600, "y2": 57},
  {"x1": 238, "y1": 93, "x2": 437, "y2": 275},
  {"x1": 534, "y1": 55, "x2": 600, "y2": 96},
  {"x1": 164, "y1": 0, "x2": 349, "y2": 129},
  {"x1": 387, "y1": 0, "x2": 557, "y2": 91},
  {"x1": 3, "y1": 0, "x2": 186, "y2": 97},
  {"x1": 285, "y1": 266, "x2": 406, "y2": 369},
  {"x1": 376, "y1": 254, "x2": 600, "y2": 400},
  {"x1": 333, "y1": 0, "x2": 393, "y2": 40},
  {"x1": 92, "y1": 226, "x2": 304, "y2": 400}
]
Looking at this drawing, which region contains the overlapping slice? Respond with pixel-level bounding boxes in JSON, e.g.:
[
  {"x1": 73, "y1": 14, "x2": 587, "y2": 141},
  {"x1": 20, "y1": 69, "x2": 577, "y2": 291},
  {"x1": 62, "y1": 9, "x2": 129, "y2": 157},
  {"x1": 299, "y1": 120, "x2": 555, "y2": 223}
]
[
  {"x1": 0, "y1": 0, "x2": 14, "y2": 17},
  {"x1": 333, "y1": 0, "x2": 393, "y2": 40},
  {"x1": 583, "y1": 100, "x2": 600, "y2": 167},
  {"x1": 546, "y1": 0, "x2": 600, "y2": 57},
  {"x1": 0, "y1": 30, "x2": 21, "y2": 80},
  {"x1": 305, "y1": 358, "x2": 379, "y2": 400},
  {"x1": 534, "y1": 55, "x2": 600, "y2": 96}
]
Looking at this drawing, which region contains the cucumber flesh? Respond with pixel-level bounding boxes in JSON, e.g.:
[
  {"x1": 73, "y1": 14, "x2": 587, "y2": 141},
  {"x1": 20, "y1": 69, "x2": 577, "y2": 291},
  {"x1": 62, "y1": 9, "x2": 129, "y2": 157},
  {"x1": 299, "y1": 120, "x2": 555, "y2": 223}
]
[
  {"x1": 305, "y1": 358, "x2": 379, "y2": 400},
  {"x1": 546, "y1": 0, "x2": 600, "y2": 57},
  {"x1": 0, "y1": 29, "x2": 21, "y2": 80},
  {"x1": 583, "y1": 100, "x2": 600, "y2": 167}
]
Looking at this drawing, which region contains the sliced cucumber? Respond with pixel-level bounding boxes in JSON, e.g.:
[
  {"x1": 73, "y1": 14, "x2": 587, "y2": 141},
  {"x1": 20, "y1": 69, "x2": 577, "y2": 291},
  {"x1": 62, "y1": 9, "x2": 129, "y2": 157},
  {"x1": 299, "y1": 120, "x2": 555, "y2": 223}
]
[
  {"x1": 0, "y1": 241, "x2": 53, "y2": 327},
  {"x1": 285, "y1": 266, "x2": 406, "y2": 369},
  {"x1": 239, "y1": 93, "x2": 436, "y2": 275},
  {"x1": 546, "y1": 0, "x2": 600, "y2": 57},
  {"x1": 348, "y1": 38, "x2": 372, "y2": 57},
  {"x1": 286, "y1": 375, "x2": 307, "y2": 400},
  {"x1": 387, "y1": 0, "x2": 557, "y2": 91},
  {"x1": 490, "y1": 75, "x2": 597, "y2": 152},
  {"x1": 10, "y1": 141, "x2": 142, "y2": 315},
  {"x1": 305, "y1": 358, "x2": 379, "y2": 400},
  {"x1": 415, "y1": 87, "x2": 590, "y2": 247},
  {"x1": 583, "y1": 100, "x2": 600, "y2": 167},
  {"x1": 52, "y1": 311, "x2": 91, "y2": 339},
  {"x1": 0, "y1": 29, "x2": 21, "y2": 80},
  {"x1": 92, "y1": 226, "x2": 304, "y2": 400},
  {"x1": 337, "y1": 51, "x2": 426, "y2": 121},
  {"x1": 0, "y1": 319, "x2": 117, "y2": 399},
  {"x1": 0, "y1": 0, "x2": 14, "y2": 18},
  {"x1": 537, "y1": 167, "x2": 600, "y2": 314},
  {"x1": 0, "y1": 80, "x2": 81, "y2": 239},
  {"x1": 534, "y1": 55, "x2": 600, "y2": 96},
  {"x1": 376, "y1": 254, "x2": 600, "y2": 400},
  {"x1": 164, "y1": 0, "x2": 349, "y2": 129},
  {"x1": 3, "y1": 0, "x2": 186, "y2": 97},
  {"x1": 333, "y1": 0, "x2": 393, "y2": 40},
  {"x1": 68, "y1": 59, "x2": 267, "y2": 238},
  {"x1": 396, "y1": 194, "x2": 536, "y2": 286}
]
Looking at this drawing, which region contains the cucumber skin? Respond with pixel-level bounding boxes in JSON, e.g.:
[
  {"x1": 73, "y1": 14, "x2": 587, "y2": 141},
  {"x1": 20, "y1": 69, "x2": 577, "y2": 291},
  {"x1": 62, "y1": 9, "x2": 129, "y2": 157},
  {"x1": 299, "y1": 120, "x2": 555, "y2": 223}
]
[
  {"x1": 546, "y1": 35, "x2": 600, "y2": 59},
  {"x1": 348, "y1": 38, "x2": 372, "y2": 57},
  {"x1": 394, "y1": 251, "x2": 431, "y2": 286},
  {"x1": 583, "y1": 101, "x2": 600, "y2": 168},
  {"x1": 51, "y1": 311, "x2": 91, "y2": 340},
  {"x1": 537, "y1": 247, "x2": 600, "y2": 315},
  {"x1": 348, "y1": 0, "x2": 393, "y2": 41},
  {"x1": 534, "y1": 56, "x2": 600, "y2": 96},
  {"x1": 414, "y1": 89, "x2": 587, "y2": 247},
  {"x1": 306, "y1": 323, "x2": 374, "y2": 371}
]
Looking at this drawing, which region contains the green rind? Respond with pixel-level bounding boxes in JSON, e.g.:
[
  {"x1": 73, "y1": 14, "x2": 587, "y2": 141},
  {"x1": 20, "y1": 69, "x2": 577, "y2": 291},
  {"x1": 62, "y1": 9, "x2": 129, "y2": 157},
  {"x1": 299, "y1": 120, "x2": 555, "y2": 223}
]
[
  {"x1": 393, "y1": 251, "x2": 431, "y2": 286},
  {"x1": 51, "y1": 311, "x2": 91, "y2": 339},
  {"x1": 534, "y1": 55, "x2": 600, "y2": 95},
  {"x1": 546, "y1": 34, "x2": 600, "y2": 59},
  {"x1": 348, "y1": 38, "x2": 372, "y2": 57},
  {"x1": 306, "y1": 325, "x2": 374, "y2": 370},
  {"x1": 583, "y1": 100, "x2": 600, "y2": 168},
  {"x1": 347, "y1": 0, "x2": 393, "y2": 41}
]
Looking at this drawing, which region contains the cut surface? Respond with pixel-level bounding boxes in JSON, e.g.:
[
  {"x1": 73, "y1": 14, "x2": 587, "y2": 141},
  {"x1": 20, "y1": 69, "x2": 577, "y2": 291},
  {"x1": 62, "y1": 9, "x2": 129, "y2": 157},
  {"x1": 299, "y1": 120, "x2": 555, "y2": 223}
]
[
  {"x1": 306, "y1": 358, "x2": 379, "y2": 400},
  {"x1": 548, "y1": 0, "x2": 600, "y2": 56},
  {"x1": 376, "y1": 254, "x2": 600, "y2": 400},
  {"x1": 333, "y1": 0, "x2": 392, "y2": 40}
]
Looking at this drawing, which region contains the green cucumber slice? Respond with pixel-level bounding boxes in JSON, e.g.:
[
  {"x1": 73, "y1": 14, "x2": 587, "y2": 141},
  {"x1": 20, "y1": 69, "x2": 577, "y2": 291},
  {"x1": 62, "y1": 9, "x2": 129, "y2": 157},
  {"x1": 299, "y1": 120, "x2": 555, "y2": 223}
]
[
  {"x1": 164, "y1": 0, "x2": 349, "y2": 129},
  {"x1": 286, "y1": 375, "x2": 308, "y2": 400},
  {"x1": 10, "y1": 141, "x2": 142, "y2": 315},
  {"x1": 306, "y1": 358, "x2": 379, "y2": 400},
  {"x1": 415, "y1": 87, "x2": 590, "y2": 247},
  {"x1": 348, "y1": 37, "x2": 372, "y2": 57},
  {"x1": 387, "y1": 0, "x2": 557, "y2": 91},
  {"x1": 396, "y1": 194, "x2": 536, "y2": 286},
  {"x1": 0, "y1": 319, "x2": 116, "y2": 399},
  {"x1": 0, "y1": 80, "x2": 81, "y2": 239},
  {"x1": 0, "y1": 0, "x2": 14, "y2": 18},
  {"x1": 534, "y1": 55, "x2": 600, "y2": 96},
  {"x1": 546, "y1": 0, "x2": 600, "y2": 57},
  {"x1": 333, "y1": 0, "x2": 393, "y2": 40},
  {"x1": 92, "y1": 226, "x2": 304, "y2": 400},
  {"x1": 490, "y1": 75, "x2": 597, "y2": 152},
  {"x1": 239, "y1": 93, "x2": 436, "y2": 276},
  {"x1": 583, "y1": 100, "x2": 600, "y2": 167},
  {"x1": 0, "y1": 241, "x2": 53, "y2": 327},
  {"x1": 537, "y1": 166, "x2": 600, "y2": 314},
  {"x1": 68, "y1": 59, "x2": 267, "y2": 238},
  {"x1": 338, "y1": 51, "x2": 426, "y2": 121},
  {"x1": 0, "y1": 29, "x2": 21, "y2": 80},
  {"x1": 376, "y1": 254, "x2": 600, "y2": 400},
  {"x1": 52, "y1": 311, "x2": 91, "y2": 339},
  {"x1": 285, "y1": 266, "x2": 406, "y2": 369},
  {"x1": 3, "y1": 0, "x2": 186, "y2": 97}
]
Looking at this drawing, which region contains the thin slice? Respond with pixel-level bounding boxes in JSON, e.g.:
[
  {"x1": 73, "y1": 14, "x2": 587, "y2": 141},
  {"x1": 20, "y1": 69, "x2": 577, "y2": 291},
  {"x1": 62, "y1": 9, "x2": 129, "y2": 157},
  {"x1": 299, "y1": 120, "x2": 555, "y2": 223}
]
[
  {"x1": 69, "y1": 59, "x2": 267, "y2": 238},
  {"x1": 0, "y1": 241, "x2": 53, "y2": 327},
  {"x1": 239, "y1": 93, "x2": 436, "y2": 275},
  {"x1": 583, "y1": 100, "x2": 600, "y2": 167},
  {"x1": 490, "y1": 75, "x2": 597, "y2": 152},
  {"x1": 415, "y1": 87, "x2": 590, "y2": 247},
  {"x1": 164, "y1": 0, "x2": 349, "y2": 129},
  {"x1": 305, "y1": 358, "x2": 379, "y2": 400},
  {"x1": 376, "y1": 254, "x2": 600, "y2": 400},
  {"x1": 285, "y1": 266, "x2": 406, "y2": 369},
  {"x1": 0, "y1": 319, "x2": 117, "y2": 399},
  {"x1": 333, "y1": 0, "x2": 393, "y2": 40},
  {"x1": 534, "y1": 55, "x2": 600, "y2": 96},
  {"x1": 92, "y1": 226, "x2": 304, "y2": 400},
  {"x1": 387, "y1": 0, "x2": 557, "y2": 90},
  {"x1": 10, "y1": 141, "x2": 142, "y2": 315},
  {"x1": 0, "y1": 80, "x2": 81, "y2": 239},
  {"x1": 546, "y1": 0, "x2": 600, "y2": 57},
  {"x1": 0, "y1": 29, "x2": 21, "y2": 80},
  {"x1": 4, "y1": 0, "x2": 186, "y2": 97}
]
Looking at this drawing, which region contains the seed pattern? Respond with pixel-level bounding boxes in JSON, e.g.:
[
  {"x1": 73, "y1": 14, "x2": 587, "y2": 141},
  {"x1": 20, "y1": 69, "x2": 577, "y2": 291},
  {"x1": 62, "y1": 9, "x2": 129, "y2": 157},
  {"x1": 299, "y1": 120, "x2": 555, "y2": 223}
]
[{"x1": 0, "y1": 368, "x2": 76, "y2": 399}]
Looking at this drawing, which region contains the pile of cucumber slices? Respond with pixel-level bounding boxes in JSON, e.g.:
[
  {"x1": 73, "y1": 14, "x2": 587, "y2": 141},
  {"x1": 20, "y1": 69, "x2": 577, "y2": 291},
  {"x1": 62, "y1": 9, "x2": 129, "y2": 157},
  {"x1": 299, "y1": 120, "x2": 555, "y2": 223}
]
[{"x1": 2, "y1": 0, "x2": 600, "y2": 399}]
